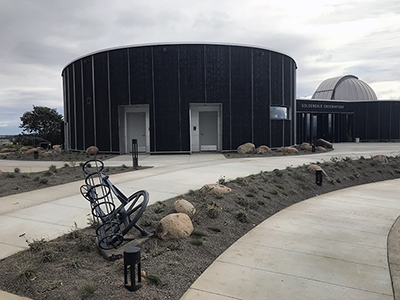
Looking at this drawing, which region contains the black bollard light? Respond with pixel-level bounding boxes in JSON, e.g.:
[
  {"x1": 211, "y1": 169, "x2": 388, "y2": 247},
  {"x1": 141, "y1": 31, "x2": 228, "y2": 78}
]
[
  {"x1": 131, "y1": 139, "x2": 138, "y2": 170},
  {"x1": 33, "y1": 150, "x2": 39, "y2": 159},
  {"x1": 124, "y1": 247, "x2": 142, "y2": 291},
  {"x1": 315, "y1": 169, "x2": 323, "y2": 186},
  {"x1": 312, "y1": 145, "x2": 316, "y2": 153}
]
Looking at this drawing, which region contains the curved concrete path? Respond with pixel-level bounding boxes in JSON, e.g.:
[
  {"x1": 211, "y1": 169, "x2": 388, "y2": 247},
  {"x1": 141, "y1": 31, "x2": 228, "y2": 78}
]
[
  {"x1": 181, "y1": 179, "x2": 400, "y2": 300},
  {"x1": 1, "y1": 143, "x2": 400, "y2": 300}
]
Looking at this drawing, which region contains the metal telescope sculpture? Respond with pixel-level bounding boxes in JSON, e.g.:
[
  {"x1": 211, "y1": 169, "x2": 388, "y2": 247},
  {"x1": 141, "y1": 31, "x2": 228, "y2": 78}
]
[{"x1": 80, "y1": 160, "x2": 151, "y2": 250}]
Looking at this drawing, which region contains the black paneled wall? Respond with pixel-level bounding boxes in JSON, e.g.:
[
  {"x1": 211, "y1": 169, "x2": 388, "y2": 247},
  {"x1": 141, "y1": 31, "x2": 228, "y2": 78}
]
[{"x1": 62, "y1": 44, "x2": 297, "y2": 153}]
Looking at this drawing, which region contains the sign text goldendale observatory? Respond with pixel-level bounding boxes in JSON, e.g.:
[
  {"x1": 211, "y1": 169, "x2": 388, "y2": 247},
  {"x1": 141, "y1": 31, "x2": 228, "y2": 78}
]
[{"x1": 301, "y1": 103, "x2": 345, "y2": 109}]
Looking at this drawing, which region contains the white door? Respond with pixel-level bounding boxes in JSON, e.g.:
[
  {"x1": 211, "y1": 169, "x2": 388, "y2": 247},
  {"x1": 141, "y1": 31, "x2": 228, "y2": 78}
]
[
  {"x1": 199, "y1": 111, "x2": 218, "y2": 151},
  {"x1": 127, "y1": 112, "x2": 146, "y2": 152}
]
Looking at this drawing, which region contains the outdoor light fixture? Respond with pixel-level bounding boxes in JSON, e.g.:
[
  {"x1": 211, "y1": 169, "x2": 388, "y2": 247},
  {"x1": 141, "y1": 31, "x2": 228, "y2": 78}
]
[
  {"x1": 124, "y1": 247, "x2": 142, "y2": 291},
  {"x1": 312, "y1": 145, "x2": 316, "y2": 153},
  {"x1": 316, "y1": 169, "x2": 323, "y2": 186},
  {"x1": 132, "y1": 139, "x2": 138, "y2": 170}
]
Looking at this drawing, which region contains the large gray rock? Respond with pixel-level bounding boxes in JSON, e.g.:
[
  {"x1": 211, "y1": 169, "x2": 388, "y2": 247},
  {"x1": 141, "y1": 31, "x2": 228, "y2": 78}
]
[
  {"x1": 316, "y1": 139, "x2": 333, "y2": 149},
  {"x1": 276, "y1": 147, "x2": 298, "y2": 153},
  {"x1": 157, "y1": 213, "x2": 193, "y2": 240},
  {"x1": 237, "y1": 143, "x2": 255, "y2": 154},
  {"x1": 307, "y1": 164, "x2": 330, "y2": 180},
  {"x1": 373, "y1": 155, "x2": 388, "y2": 164},
  {"x1": 174, "y1": 199, "x2": 196, "y2": 217},
  {"x1": 300, "y1": 143, "x2": 312, "y2": 151},
  {"x1": 26, "y1": 147, "x2": 43, "y2": 154},
  {"x1": 255, "y1": 145, "x2": 272, "y2": 154},
  {"x1": 0, "y1": 148, "x2": 17, "y2": 153},
  {"x1": 199, "y1": 184, "x2": 232, "y2": 195},
  {"x1": 86, "y1": 146, "x2": 99, "y2": 155},
  {"x1": 19, "y1": 146, "x2": 33, "y2": 152}
]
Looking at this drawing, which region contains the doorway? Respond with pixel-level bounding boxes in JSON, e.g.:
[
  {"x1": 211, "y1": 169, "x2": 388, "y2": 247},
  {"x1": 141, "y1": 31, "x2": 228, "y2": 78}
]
[
  {"x1": 118, "y1": 105, "x2": 150, "y2": 154},
  {"x1": 127, "y1": 112, "x2": 146, "y2": 152},
  {"x1": 190, "y1": 104, "x2": 222, "y2": 152},
  {"x1": 199, "y1": 111, "x2": 218, "y2": 151}
]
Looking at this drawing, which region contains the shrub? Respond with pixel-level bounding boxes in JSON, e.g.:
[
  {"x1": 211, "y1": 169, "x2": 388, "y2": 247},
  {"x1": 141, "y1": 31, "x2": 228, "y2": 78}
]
[
  {"x1": 15, "y1": 260, "x2": 37, "y2": 282},
  {"x1": 217, "y1": 175, "x2": 226, "y2": 185},
  {"x1": 208, "y1": 226, "x2": 221, "y2": 232},
  {"x1": 82, "y1": 283, "x2": 95, "y2": 299},
  {"x1": 206, "y1": 201, "x2": 219, "y2": 218},
  {"x1": 14, "y1": 167, "x2": 20, "y2": 173},
  {"x1": 192, "y1": 230, "x2": 205, "y2": 237},
  {"x1": 27, "y1": 238, "x2": 47, "y2": 252},
  {"x1": 154, "y1": 201, "x2": 166, "y2": 214},
  {"x1": 235, "y1": 209, "x2": 249, "y2": 223},
  {"x1": 190, "y1": 239, "x2": 203, "y2": 246},
  {"x1": 67, "y1": 258, "x2": 84, "y2": 269},
  {"x1": 144, "y1": 274, "x2": 161, "y2": 285}
]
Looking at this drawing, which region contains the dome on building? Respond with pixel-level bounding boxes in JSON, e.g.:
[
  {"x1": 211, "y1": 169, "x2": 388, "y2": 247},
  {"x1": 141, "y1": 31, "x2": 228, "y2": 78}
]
[{"x1": 312, "y1": 75, "x2": 377, "y2": 100}]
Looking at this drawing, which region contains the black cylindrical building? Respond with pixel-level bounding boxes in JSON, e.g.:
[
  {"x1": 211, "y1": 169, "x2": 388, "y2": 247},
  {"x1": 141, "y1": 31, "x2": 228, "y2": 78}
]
[{"x1": 62, "y1": 43, "x2": 297, "y2": 153}]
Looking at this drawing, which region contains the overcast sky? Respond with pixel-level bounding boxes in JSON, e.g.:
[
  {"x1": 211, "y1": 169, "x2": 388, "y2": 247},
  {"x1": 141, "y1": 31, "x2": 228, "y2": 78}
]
[{"x1": 0, "y1": 0, "x2": 399, "y2": 135}]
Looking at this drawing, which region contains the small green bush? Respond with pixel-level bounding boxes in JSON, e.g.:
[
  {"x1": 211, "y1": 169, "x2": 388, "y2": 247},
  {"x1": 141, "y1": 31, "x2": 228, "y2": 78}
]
[
  {"x1": 154, "y1": 201, "x2": 166, "y2": 214},
  {"x1": 81, "y1": 283, "x2": 95, "y2": 299},
  {"x1": 206, "y1": 201, "x2": 219, "y2": 218},
  {"x1": 28, "y1": 238, "x2": 47, "y2": 252},
  {"x1": 192, "y1": 230, "x2": 205, "y2": 237},
  {"x1": 144, "y1": 274, "x2": 161, "y2": 285},
  {"x1": 207, "y1": 226, "x2": 221, "y2": 232},
  {"x1": 190, "y1": 238, "x2": 203, "y2": 246},
  {"x1": 15, "y1": 260, "x2": 37, "y2": 282},
  {"x1": 235, "y1": 209, "x2": 249, "y2": 223}
]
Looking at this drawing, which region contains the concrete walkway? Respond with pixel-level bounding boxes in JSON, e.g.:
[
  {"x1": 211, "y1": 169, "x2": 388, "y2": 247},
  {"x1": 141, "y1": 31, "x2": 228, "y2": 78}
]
[
  {"x1": 0, "y1": 143, "x2": 400, "y2": 300},
  {"x1": 181, "y1": 179, "x2": 400, "y2": 300}
]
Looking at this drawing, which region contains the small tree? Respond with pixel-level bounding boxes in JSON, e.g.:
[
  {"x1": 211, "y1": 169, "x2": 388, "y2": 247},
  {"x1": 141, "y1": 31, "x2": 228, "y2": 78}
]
[{"x1": 19, "y1": 106, "x2": 63, "y2": 145}]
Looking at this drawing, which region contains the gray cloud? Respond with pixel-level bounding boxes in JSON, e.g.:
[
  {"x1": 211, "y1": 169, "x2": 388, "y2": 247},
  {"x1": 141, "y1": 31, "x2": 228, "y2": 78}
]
[{"x1": 0, "y1": 0, "x2": 399, "y2": 134}]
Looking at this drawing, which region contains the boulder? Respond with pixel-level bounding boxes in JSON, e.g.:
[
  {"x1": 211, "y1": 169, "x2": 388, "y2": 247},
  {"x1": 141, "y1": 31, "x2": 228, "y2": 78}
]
[
  {"x1": 276, "y1": 147, "x2": 298, "y2": 154},
  {"x1": 372, "y1": 155, "x2": 388, "y2": 164},
  {"x1": 157, "y1": 213, "x2": 193, "y2": 240},
  {"x1": 53, "y1": 145, "x2": 61, "y2": 150},
  {"x1": 307, "y1": 164, "x2": 330, "y2": 180},
  {"x1": 300, "y1": 143, "x2": 312, "y2": 151},
  {"x1": 316, "y1": 146, "x2": 327, "y2": 152},
  {"x1": 41, "y1": 152, "x2": 54, "y2": 158},
  {"x1": 26, "y1": 148, "x2": 43, "y2": 154},
  {"x1": 174, "y1": 199, "x2": 196, "y2": 217},
  {"x1": 237, "y1": 143, "x2": 255, "y2": 154},
  {"x1": 315, "y1": 138, "x2": 333, "y2": 149},
  {"x1": 0, "y1": 148, "x2": 17, "y2": 153},
  {"x1": 19, "y1": 146, "x2": 32, "y2": 152},
  {"x1": 86, "y1": 146, "x2": 99, "y2": 155},
  {"x1": 199, "y1": 184, "x2": 232, "y2": 195},
  {"x1": 255, "y1": 145, "x2": 272, "y2": 154}
]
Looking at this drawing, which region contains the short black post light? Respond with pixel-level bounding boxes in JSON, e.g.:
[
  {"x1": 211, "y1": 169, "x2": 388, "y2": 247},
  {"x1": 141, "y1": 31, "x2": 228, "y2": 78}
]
[
  {"x1": 131, "y1": 139, "x2": 138, "y2": 170},
  {"x1": 124, "y1": 247, "x2": 142, "y2": 291},
  {"x1": 316, "y1": 169, "x2": 323, "y2": 186},
  {"x1": 33, "y1": 150, "x2": 39, "y2": 159},
  {"x1": 312, "y1": 145, "x2": 316, "y2": 153}
]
